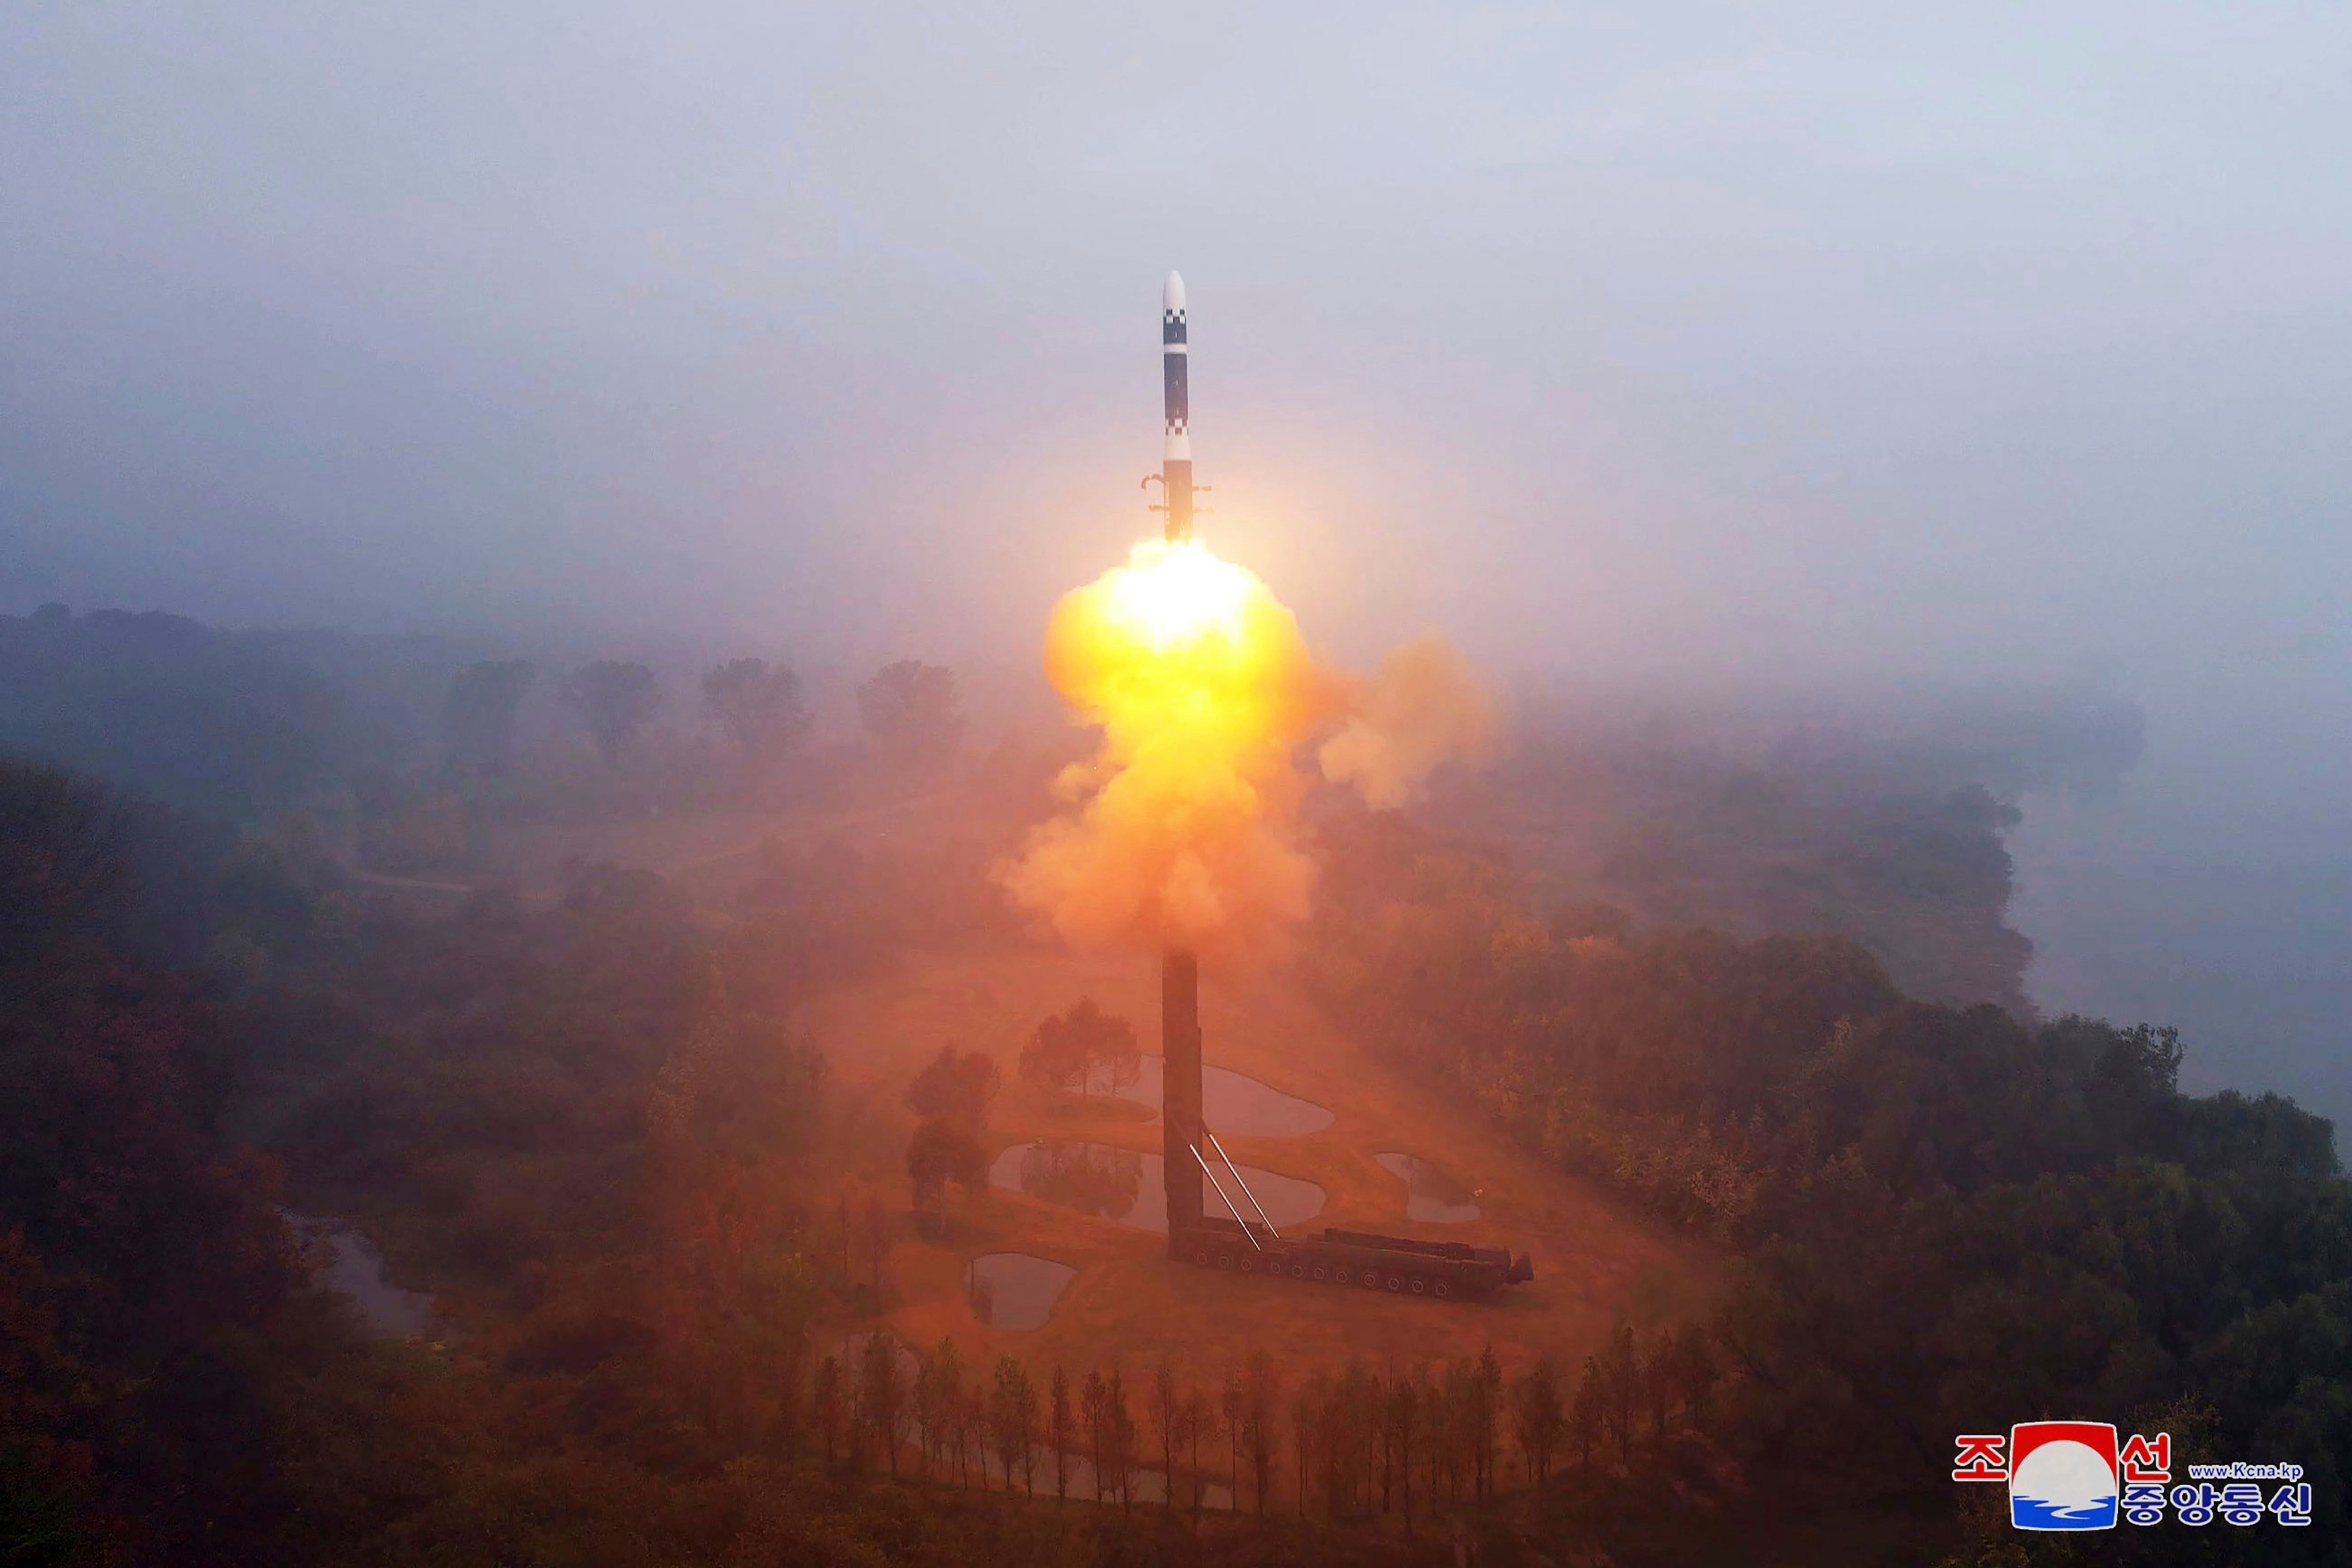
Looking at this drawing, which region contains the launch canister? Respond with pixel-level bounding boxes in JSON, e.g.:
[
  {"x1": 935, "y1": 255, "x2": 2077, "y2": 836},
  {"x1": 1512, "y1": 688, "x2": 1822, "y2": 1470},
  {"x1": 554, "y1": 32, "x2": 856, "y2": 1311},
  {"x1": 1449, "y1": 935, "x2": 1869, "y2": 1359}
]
[{"x1": 1162, "y1": 271, "x2": 1192, "y2": 542}]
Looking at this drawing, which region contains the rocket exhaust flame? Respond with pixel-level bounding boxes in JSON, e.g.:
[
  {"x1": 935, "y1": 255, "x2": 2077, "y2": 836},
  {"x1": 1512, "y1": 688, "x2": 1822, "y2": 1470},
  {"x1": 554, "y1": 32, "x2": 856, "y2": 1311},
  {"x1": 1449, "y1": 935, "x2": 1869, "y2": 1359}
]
[{"x1": 998, "y1": 538, "x2": 1496, "y2": 957}]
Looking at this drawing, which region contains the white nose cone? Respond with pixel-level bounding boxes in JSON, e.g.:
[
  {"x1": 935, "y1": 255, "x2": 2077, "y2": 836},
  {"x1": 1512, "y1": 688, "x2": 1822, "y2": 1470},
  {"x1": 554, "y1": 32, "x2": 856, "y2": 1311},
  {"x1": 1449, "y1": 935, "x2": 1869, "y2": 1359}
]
[{"x1": 1163, "y1": 271, "x2": 1185, "y2": 312}]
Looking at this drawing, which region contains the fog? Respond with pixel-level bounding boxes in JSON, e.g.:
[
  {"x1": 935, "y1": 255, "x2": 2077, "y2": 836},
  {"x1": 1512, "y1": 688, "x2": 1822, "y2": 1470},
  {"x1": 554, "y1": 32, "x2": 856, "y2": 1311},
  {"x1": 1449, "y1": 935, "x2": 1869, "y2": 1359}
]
[{"x1": 4, "y1": 4, "x2": 2347, "y2": 1110}]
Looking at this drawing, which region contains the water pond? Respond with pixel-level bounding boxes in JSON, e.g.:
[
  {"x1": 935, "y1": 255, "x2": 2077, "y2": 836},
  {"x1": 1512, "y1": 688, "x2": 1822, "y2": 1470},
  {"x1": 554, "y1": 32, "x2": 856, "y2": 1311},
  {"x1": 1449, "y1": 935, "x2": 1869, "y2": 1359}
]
[
  {"x1": 1092, "y1": 1057, "x2": 1334, "y2": 1136},
  {"x1": 291, "y1": 1216, "x2": 437, "y2": 1337},
  {"x1": 963, "y1": 1252, "x2": 1077, "y2": 1330}
]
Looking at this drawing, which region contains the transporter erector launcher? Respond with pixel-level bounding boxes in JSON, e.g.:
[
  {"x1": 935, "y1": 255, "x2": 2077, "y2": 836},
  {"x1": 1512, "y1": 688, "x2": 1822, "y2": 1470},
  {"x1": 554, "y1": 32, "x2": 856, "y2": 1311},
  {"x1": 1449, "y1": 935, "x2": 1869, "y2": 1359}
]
[{"x1": 1146, "y1": 273, "x2": 1535, "y2": 1302}]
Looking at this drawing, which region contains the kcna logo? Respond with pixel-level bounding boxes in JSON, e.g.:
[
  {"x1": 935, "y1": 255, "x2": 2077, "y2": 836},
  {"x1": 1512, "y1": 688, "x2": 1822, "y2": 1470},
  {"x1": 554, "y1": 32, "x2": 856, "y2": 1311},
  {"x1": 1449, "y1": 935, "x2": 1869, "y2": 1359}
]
[
  {"x1": 1955, "y1": 1423, "x2": 2312, "y2": 1530},
  {"x1": 1953, "y1": 1423, "x2": 2148, "y2": 1531}
]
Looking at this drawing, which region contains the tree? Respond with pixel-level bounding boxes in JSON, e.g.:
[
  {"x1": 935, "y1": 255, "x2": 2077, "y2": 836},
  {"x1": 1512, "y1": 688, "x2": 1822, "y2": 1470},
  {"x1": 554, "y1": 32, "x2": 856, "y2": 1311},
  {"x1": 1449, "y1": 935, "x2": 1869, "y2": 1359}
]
[
  {"x1": 1179, "y1": 1386, "x2": 1210, "y2": 1518},
  {"x1": 814, "y1": 1354, "x2": 845, "y2": 1468},
  {"x1": 1104, "y1": 1365, "x2": 1138, "y2": 1510},
  {"x1": 905, "y1": 1118, "x2": 988, "y2": 1229},
  {"x1": 1219, "y1": 1372, "x2": 1244, "y2": 1509},
  {"x1": 1152, "y1": 1355, "x2": 1181, "y2": 1503},
  {"x1": 951, "y1": 1373, "x2": 981, "y2": 1488},
  {"x1": 1569, "y1": 1357, "x2": 1602, "y2": 1473},
  {"x1": 1082, "y1": 1370, "x2": 1109, "y2": 1502},
  {"x1": 863, "y1": 1196, "x2": 890, "y2": 1293},
  {"x1": 859, "y1": 1331, "x2": 907, "y2": 1474},
  {"x1": 1673, "y1": 1322, "x2": 1720, "y2": 1428},
  {"x1": 564, "y1": 661, "x2": 659, "y2": 770},
  {"x1": 701, "y1": 657, "x2": 810, "y2": 775},
  {"x1": 1020, "y1": 998, "x2": 1140, "y2": 1102},
  {"x1": 857, "y1": 659, "x2": 964, "y2": 775},
  {"x1": 1643, "y1": 1328, "x2": 1677, "y2": 1439},
  {"x1": 1244, "y1": 1346, "x2": 1281, "y2": 1516},
  {"x1": 905, "y1": 1044, "x2": 1002, "y2": 1131},
  {"x1": 991, "y1": 1356, "x2": 1036, "y2": 1494},
  {"x1": 928, "y1": 1347, "x2": 970, "y2": 1487},
  {"x1": 444, "y1": 659, "x2": 534, "y2": 778},
  {"x1": 1510, "y1": 1354, "x2": 1564, "y2": 1483},
  {"x1": 1049, "y1": 1365, "x2": 1074, "y2": 1501},
  {"x1": 1602, "y1": 1324, "x2": 1639, "y2": 1462},
  {"x1": 914, "y1": 1339, "x2": 956, "y2": 1475},
  {"x1": 1386, "y1": 1368, "x2": 1423, "y2": 1532},
  {"x1": 1290, "y1": 1381, "x2": 1319, "y2": 1520},
  {"x1": 1474, "y1": 1343, "x2": 1503, "y2": 1502}
]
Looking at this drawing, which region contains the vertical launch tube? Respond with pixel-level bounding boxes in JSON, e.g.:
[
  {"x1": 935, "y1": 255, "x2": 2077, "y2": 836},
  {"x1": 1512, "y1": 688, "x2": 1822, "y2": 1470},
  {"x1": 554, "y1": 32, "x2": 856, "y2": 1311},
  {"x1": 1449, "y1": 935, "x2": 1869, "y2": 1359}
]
[
  {"x1": 1161, "y1": 948, "x2": 1205, "y2": 1251},
  {"x1": 1162, "y1": 271, "x2": 1192, "y2": 542}
]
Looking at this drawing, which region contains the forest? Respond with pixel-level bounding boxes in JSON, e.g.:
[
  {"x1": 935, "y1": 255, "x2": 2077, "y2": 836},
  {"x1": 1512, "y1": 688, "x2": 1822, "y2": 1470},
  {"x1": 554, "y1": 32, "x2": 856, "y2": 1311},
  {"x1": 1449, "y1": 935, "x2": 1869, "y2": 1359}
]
[{"x1": 1, "y1": 606, "x2": 2343, "y2": 1567}]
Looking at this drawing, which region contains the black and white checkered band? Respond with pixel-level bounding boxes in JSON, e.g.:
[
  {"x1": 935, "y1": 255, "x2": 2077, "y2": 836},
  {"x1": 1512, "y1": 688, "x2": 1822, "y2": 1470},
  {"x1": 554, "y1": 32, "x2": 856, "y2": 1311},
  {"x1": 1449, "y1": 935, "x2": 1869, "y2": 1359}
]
[
  {"x1": 1163, "y1": 309, "x2": 1187, "y2": 344},
  {"x1": 1165, "y1": 416, "x2": 1188, "y2": 434}
]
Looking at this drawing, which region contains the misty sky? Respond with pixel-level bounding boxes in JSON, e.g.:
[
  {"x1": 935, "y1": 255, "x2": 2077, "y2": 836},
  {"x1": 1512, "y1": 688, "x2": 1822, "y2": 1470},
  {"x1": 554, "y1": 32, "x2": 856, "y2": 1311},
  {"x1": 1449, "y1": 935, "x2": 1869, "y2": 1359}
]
[{"x1": 4, "y1": 4, "x2": 2348, "y2": 1107}]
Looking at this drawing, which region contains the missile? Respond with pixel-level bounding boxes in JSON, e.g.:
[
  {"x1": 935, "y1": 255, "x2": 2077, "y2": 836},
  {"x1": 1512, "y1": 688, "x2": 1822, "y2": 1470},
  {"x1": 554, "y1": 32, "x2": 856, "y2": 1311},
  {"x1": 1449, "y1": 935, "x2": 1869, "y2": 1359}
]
[{"x1": 1160, "y1": 271, "x2": 1193, "y2": 541}]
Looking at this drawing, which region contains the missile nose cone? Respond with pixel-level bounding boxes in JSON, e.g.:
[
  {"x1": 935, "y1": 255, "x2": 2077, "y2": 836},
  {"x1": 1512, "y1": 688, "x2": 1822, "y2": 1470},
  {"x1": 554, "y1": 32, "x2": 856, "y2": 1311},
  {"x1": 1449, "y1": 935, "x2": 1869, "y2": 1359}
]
[{"x1": 1163, "y1": 271, "x2": 1186, "y2": 312}]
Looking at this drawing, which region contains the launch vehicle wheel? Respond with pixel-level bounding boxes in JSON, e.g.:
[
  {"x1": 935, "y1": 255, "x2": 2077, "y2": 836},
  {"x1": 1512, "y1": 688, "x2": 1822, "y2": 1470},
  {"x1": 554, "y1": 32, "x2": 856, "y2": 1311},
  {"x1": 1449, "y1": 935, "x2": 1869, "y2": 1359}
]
[
  {"x1": 1386, "y1": 1275, "x2": 1403, "y2": 1291},
  {"x1": 1362, "y1": 1273, "x2": 1380, "y2": 1290},
  {"x1": 1238, "y1": 1255, "x2": 1253, "y2": 1273},
  {"x1": 1409, "y1": 1277, "x2": 1427, "y2": 1295},
  {"x1": 1290, "y1": 1265, "x2": 1306, "y2": 1279},
  {"x1": 1311, "y1": 1266, "x2": 1327, "y2": 1282},
  {"x1": 1194, "y1": 1248, "x2": 1211, "y2": 1267},
  {"x1": 1331, "y1": 1268, "x2": 1349, "y2": 1285},
  {"x1": 1217, "y1": 1253, "x2": 1234, "y2": 1270},
  {"x1": 1433, "y1": 1281, "x2": 1450, "y2": 1298}
]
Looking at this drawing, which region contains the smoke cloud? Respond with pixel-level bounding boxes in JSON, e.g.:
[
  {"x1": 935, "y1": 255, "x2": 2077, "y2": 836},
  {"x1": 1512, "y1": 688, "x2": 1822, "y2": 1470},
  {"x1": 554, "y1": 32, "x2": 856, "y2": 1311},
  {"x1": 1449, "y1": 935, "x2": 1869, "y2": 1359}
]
[
  {"x1": 999, "y1": 538, "x2": 1496, "y2": 959},
  {"x1": 1318, "y1": 637, "x2": 1501, "y2": 809}
]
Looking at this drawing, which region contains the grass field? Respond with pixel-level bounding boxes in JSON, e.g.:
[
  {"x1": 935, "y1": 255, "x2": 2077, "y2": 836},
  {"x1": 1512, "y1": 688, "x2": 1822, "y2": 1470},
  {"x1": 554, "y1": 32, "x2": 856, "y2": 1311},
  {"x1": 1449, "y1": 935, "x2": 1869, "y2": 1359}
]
[{"x1": 794, "y1": 940, "x2": 1724, "y2": 1382}]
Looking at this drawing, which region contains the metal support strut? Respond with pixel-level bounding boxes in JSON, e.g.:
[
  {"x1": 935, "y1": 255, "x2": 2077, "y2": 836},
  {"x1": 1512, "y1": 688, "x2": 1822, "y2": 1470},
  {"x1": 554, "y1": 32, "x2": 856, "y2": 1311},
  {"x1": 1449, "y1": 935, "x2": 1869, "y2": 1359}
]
[
  {"x1": 1189, "y1": 1145, "x2": 1262, "y2": 1249},
  {"x1": 1205, "y1": 1128, "x2": 1282, "y2": 1238}
]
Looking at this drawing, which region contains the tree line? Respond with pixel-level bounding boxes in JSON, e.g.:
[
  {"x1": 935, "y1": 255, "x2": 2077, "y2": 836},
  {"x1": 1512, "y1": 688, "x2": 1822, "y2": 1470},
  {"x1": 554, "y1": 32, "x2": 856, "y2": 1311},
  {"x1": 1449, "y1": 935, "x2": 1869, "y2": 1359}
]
[
  {"x1": 1306, "y1": 806, "x2": 2352, "y2": 1563},
  {"x1": 799, "y1": 1325, "x2": 1719, "y2": 1530}
]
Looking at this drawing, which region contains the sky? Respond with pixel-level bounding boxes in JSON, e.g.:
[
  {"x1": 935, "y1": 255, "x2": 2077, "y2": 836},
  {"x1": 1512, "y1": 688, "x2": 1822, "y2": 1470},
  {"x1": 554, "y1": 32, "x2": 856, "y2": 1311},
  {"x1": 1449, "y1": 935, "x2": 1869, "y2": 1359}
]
[{"x1": 3, "y1": 2, "x2": 2347, "y2": 1108}]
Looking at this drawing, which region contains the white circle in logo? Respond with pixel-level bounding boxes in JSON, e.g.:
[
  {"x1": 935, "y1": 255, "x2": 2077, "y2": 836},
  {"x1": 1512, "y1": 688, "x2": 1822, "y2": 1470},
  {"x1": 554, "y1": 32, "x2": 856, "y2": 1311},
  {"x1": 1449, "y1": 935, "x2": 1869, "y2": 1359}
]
[{"x1": 2013, "y1": 1440, "x2": 2116, "y2": 1518}]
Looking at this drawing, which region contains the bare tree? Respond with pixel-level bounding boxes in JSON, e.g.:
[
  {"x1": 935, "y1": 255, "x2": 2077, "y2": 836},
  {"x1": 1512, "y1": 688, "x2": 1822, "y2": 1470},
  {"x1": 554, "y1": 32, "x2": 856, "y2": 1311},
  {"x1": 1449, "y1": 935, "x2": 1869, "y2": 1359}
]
[
  {"x1": 991, "y1": 1356, "x2": 1037, "y2": 1493},
  {"x1": 929, "y1": 1338, "x2": 967, "y2": 1486},
  {"x1": 1106, "y1": 1364, "x2": 1138, "y2": 1511},
  {"x1": 858, "y1": 1331, "x2": 907, "y2": 1475},
  {"x1": 1603, "y1": 1323, "x2": 1639, "y2": 1463},
  {"x1": 1082, "y1": 1370, "x2": 1109, "y2": 1502},
  {"x1": 1218, "y1": 1372, "x2": 1244, "y2": 1509},
  {"x1": 1674, "y1": 1322, "x2": 1721, "y2": 1429},
  {"x1": 1474, "y1": 1342, "x2": 1503, "y2": 1504},
  {"x1": 1570, "y1": 1356, "x2": 1602, "y2": 1473},
  {"x1": 1291, "y1": 1380, "x2": 1319, "y2": 1520},
  {"x1": 813, "y1": 1354, "x2": 844, "y2": 1469},
  {"x1": 1151, "y1": 1356, "x2": 1181, "y2": 1504},
  {"x1": 1511, "y1": 1353, "x2": 1565, "y2": 1483},
  {"x1": 1643, "y1": 1328, "x2": 1677, "y2": 1440},
  {"x1": 1245, "y1": 1347, "x2": 1282, "y2": 1517},
  {"x1": 1387, "y1": 1367, "x2": 1423, "y2": 1533},
  {"x1": 913, "y1": 1339, "x2": 947, "y2": 1474},
  {"x1": 863, "y1": 1196, "x2": 889, "y2": 1293},
  {"x1": 1180, "y1": 1386, "x2": 1210, "y2": 1518},
  {"x1": 1049, "y1": 1365, "x2": 1073, "y2": 1501}
]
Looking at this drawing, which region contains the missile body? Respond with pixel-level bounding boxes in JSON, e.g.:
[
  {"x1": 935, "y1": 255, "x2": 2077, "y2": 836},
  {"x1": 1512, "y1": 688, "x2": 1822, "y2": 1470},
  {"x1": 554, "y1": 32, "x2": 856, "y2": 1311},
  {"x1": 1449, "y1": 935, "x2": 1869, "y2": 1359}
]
[{"x1": 1161, "y1": 271, "x2": 1192, "y2": 542}]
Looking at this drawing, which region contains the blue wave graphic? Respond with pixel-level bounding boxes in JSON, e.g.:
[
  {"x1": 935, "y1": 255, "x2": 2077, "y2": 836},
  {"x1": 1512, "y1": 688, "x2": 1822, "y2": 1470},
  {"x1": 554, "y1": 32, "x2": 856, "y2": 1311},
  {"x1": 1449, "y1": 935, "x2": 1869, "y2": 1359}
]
[{"x1": 2011, "y1": 1495, "x2": 2117, "y2": 1531}]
